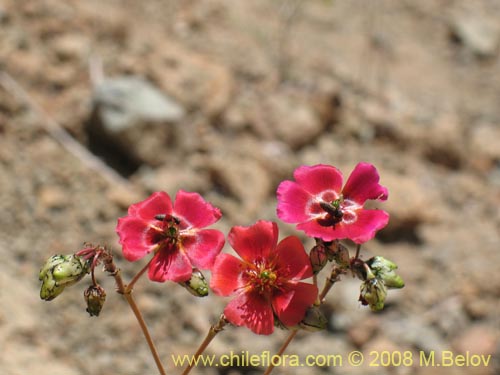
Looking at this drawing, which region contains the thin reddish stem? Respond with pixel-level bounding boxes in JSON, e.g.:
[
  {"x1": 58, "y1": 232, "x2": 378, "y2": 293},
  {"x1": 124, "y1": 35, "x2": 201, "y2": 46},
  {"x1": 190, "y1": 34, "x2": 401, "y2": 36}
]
[
  {"x1": 125, "y1": 258, "x2": 152, "y2": 293},
  {"x1": 263, "y1": 330, "x2": 298, "y2": 375},
  {"x1": 182, "y1": 314, "x2": 227, "y2": 375},
  {"x1": 103, "y1": 252, "x2": 166, "y2": 375},
  {"x1": 123, "y1": 291, "x2": 166, "y2": 375}
]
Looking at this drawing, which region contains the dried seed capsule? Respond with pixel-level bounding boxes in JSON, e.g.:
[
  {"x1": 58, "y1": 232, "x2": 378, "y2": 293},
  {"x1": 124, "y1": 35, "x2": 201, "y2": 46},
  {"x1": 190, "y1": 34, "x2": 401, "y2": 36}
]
[
  {"x1": 299, "y1": 306, "x2": 328, "y2": 332},
  {"x1": 84, "y1": 285, "x2": 107, "y2": 317},
  {"x1": 359, "y1": 275, "x2": 387, "y2": 312}
]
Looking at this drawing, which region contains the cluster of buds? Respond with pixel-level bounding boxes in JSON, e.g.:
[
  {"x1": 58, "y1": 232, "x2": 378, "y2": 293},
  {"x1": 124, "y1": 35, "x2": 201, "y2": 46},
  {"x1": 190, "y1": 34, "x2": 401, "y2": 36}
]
[
  {"x1": 357, "y1": 256, "x2": 404, "y2": 311},
  {"x1": 39, "y1": 254, "x2": 90, "y2": 301},
  {"x1": 309, "y1": 240, "x2": 350, "y2": 274},
  {"x1": 39, "y1": 246, "x2": 110, "y2": 317}
]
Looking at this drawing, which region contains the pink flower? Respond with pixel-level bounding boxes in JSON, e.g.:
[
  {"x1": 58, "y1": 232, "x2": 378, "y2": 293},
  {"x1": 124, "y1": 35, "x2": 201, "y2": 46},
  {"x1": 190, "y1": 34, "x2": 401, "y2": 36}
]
[
  {"x1": 210, "y1": 220, "x2": 318, "y2": 335},
  {"x1": 116, "y1": 191, "x2": 225, "y2": 282},
  {"x1": 277, "y1": 163, "x2": 389, "y2": 243}
]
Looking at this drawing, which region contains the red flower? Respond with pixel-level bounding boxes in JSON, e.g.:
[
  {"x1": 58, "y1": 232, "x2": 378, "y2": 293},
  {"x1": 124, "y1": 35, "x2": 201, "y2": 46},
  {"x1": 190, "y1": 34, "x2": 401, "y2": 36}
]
[
  {"x1": 116, "y1": 191, "x2": 225, "y2": 282},
  {"x1": 210, "y1": 220, "x2": 317, "y2": 335},
  {"x1": 277, "y1": 163, "x2": 389, "y2": 243}
]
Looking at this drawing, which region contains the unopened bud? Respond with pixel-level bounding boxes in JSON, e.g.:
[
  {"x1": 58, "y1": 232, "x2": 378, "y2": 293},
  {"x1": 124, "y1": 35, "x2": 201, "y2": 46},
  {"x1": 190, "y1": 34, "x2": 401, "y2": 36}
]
[
  {"x1": 39, "y1": 254, "x2": 90, "y2": 301},
  {"x1": 366, "y1": 256, "x2": 404, "y2": 289},
  {"x1": 359, "y1": 275, "x2": 387, "y2": 312},
  {"x1": 299, "y1": 306, "x2": 328, "y2": 332},
  {"x1": 310, "y1": 244, "x2": 328, "y2": 274},
  {"x1": 331, "y1": 243, "x2": 350, "y2": 269},
  {"x1": 84, "y1": 285, "x2": 106, "y2": 317},
  {"x1": 179, "y1": 268, "x2": 208, "y2": 297}
]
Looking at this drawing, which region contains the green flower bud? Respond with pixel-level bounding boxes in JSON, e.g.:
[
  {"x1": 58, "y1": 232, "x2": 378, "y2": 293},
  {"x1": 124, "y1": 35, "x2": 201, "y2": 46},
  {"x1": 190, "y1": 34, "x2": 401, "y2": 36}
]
[
  {"x1": 84, "y1": 285, "x2": 106, "y2": 317},
  {"x1": 179, "y1": 268, "x2": 209, "y2": 297},
  {"x1": 366, "y1": 256, "x2": 404, "y2": 289},
  {"x1": 359, "y1": 275, "x2": 387, "y2": 312},
  {"x1": 299, "y1": 306, "x2": 328, "y2": 332},
  {"x1": 39, "y1": 254, "x2": 90, "y2": 301},
  {"x1": 310, "y1": 244, "x2": 328, "y2": 274}
]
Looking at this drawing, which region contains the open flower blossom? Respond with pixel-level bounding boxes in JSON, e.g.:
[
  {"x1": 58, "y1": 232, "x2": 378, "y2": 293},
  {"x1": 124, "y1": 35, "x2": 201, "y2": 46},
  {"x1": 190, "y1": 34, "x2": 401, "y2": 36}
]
[
  {"x1": 210, "y1": 220, "x2": 318, "y2": 335},
  {"x1": 277, "y1": 163, "x2": 389, "y2": 244},
  {"x1": 116, "y1": 191, "x2": 225, "y2": 283}
]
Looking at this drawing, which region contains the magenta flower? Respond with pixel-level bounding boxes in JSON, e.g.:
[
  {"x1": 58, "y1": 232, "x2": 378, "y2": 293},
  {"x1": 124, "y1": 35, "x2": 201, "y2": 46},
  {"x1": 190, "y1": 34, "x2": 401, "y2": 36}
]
[
  {"x1": 210, "y1": 220, "x2": 318, "y2": 335},
  {"x1": 116, "y1": 191, "x2": 225, "y2": 282},
  {"x1": 277, "y1": 163, "x2": 389, "y2": 243}
]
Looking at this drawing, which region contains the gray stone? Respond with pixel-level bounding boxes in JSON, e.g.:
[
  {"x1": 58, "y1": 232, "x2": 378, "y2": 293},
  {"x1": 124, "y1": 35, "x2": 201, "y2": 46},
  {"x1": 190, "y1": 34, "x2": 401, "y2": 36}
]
[
  {"x1": 93, "y1": 76, "x2": 185, "y2": 132},
  {"x1": 451, "y1": 14, "x2": 499, "y2": 57}
]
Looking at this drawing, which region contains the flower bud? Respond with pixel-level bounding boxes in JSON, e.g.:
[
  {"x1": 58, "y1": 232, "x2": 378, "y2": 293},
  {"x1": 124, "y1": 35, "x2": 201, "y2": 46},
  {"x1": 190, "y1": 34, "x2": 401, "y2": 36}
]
[
  {"x1": 84, "y1": 285, "x2": 107, "y2": 317},
  {"x1": 39, "y1": 254, "x2": 90, "y2": 301},
  {"x1": 331, "y1": 243, "x2": 350, "y2": 269},
  {"x1": 299, "y1": 306, "x2": 328, "y2": 332},
  {"x1": 359, "y1": 276, "x2": 387, "y2": 312},
  {"x1": 310, "y1": 244, "x2": 328, "y2": 274},
  {"x1": 179, "y1": 268, "x2": 209, "y2": 297},
  {"x1": 366, "y1": 256, "x2": 404, "y2": 289}
]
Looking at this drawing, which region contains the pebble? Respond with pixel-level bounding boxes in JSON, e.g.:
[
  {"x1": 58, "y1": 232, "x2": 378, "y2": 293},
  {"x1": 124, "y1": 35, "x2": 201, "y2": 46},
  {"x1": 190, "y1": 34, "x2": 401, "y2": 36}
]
[
  {"x1": 92, "y1": 76, "x2": 185, "y2": 133},
  {"x1": 450, "y1": 13, "x2": 499, "y2": 58},
  {"x1": 452, "y1": 324, "x2": 498, "y2": 355}
]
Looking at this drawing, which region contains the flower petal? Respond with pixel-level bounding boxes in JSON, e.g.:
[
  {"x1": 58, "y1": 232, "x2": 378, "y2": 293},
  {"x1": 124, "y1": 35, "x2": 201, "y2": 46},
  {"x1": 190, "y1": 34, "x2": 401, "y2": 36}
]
[
  {"x1": 340, "y1": 209, "x2": 389, "y2": 244},
  {"x1": 210, "y1": 253, "x2": 245, "y2": 296},
  {"x1": 173, "y1": 190, "x2": 222, "y2": 229},
  {"x1": 128, "y1": 191, "x2": 173, "y2": 220},
  {"x1": 295, "y1": 219, "x2": 346, "y2": 242},
  {"x1": 116, "y1": 217, "x2": 155, "y2": 261},
  {"x1": 224, "y1": 291, "x2": 275, "y2": 335},
  {"x1": 228, "y1": 220, "x2": 278, "y2": 264},
  {"x1": 342, "y1": 163, "x2": 388, "y2": 204},
  {"x1": 273, "y1": 282, "x2": 318, "y2": 327},
  {"x1": 276, "y1": 181, "x2": 313, "y2": 223},
  {"x1": 275, "y1": 236, "x2": 313, "y2": 280},
  {"x1": 182, "y1": 229, "x2": 225, "y2": 270},
  {"x1": 293, "y1": 164, "x2": 343, "y2": 195},
  {"x1": 148, "y1": 247, "x2": 193, "y2": 282}
]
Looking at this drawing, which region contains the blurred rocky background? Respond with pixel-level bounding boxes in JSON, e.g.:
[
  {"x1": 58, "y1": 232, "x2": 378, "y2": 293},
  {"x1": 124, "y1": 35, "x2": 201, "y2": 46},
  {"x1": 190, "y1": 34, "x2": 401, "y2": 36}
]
[{"x1": 0, "y1": 0, "x2": 499, "y2": 374}]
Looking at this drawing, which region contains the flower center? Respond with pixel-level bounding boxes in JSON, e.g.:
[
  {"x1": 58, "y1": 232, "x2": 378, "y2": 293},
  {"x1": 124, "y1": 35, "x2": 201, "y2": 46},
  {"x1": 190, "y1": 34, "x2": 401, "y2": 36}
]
[
  {"x1": 317, "y1": 195, "x2": 360, "y2": 227},
  {"x1": 148, "y1": 214, "x2": 181, "y2": 246},
  {"x1": 317, "y1": 197, "x2": 344, "y2": 227},
  {"x1": 244, "y1": 261, "x2": 279, "y2": 295}
]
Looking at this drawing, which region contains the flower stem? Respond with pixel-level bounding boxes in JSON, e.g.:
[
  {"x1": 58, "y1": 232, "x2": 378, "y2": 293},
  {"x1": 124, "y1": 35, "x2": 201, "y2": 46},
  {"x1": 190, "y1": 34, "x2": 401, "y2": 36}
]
[
  {"x1": 125, "y1": 258, "x2": 152, "y2": 293},
  {"x1": 123, "y1": 291, "x2": 166, "y2": 375},
  {"x1": 313, "y1": 274, "x2": 321, "y2": 306},
  {"x1": 103, "y1": 254, "x2": 166, "y2": 375},
  {"x1": 182, "y1": 314, "x2": 227, "y2": 375},
  {"x1": 263, "y1": 330, "x2": 298, "y2": 375},
  {"x1": 319, "y1": 265, "x2": 344, "y2": 302}
]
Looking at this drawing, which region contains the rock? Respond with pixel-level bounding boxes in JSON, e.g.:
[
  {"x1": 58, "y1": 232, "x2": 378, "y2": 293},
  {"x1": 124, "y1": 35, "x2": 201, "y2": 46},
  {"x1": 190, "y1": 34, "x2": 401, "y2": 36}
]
[
  {"x1": 87, "y1": 76, "x2": 186, "y2": 166},
  {"x1": 136, "y1": 165, "x2": 210, "y2": 196},
  {"x1": 347, "y1": 315, "x2": 380, "y2": 347},
  {"x1": 385, "y1": 317, "x2": 449, "y2": 353},
  {"x1": 450, "y1": 13, "x2": 499, "y2": 58},
  {"x1": 37, "y1": 186, "x2": 68, "y2": 210},
  {"x1": 51, "y1": 34, "x2": 89, "y2": 61},
  {"x1": 424, "y1": 297, "x2": 468, "y2": 337},
  {"x1": 92, "y1": 76, "x2": 185, "y2": 132},
  {"x1": 266, "y1": 93, "x2": 325, "y2": 149},
  {"x1": 470, "y1": 123, "x2": 500, "y2": 161},
  {"x1": 151, "y1": 40, "x2": 233, "y2": 117},
  {"x1": 207, "y1": 154, "x2": 271, "y2": 219},
  {"x1": 452, "y1": 324, "x2": 498, "y2": 356}
]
